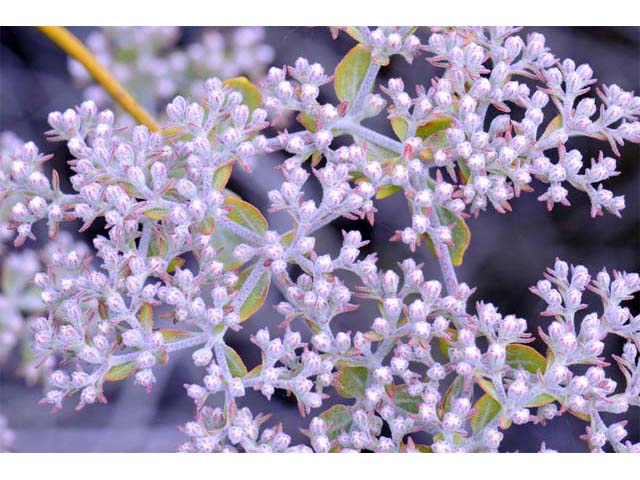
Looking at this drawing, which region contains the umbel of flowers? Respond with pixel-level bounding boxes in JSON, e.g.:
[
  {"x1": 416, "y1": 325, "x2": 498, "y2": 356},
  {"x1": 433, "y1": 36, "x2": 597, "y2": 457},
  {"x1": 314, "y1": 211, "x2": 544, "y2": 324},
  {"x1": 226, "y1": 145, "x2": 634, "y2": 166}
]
[{"x1": 0, "y1": 26, "x2": 638, "y2": 452}]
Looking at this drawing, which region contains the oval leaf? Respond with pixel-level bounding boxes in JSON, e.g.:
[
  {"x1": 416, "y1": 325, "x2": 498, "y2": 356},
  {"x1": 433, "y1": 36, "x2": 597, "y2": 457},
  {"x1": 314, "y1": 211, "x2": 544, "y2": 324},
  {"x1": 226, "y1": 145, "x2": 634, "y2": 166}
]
[
  {"x1": 143, "y1": 208, "x2": 169, "y2": 220},
  {"x1": 334, "y1": 44, "x2": 371, "y2": 103},
  {"x1": 416, "y1": 118, "x2": 452, "y2": 140},
  {"x1": 160, "y1": 329, "x2": 198, "y2": 343},
  {"x1": 104, "y1": 361, "x2": 137, "y2": 382},
  {"x1": 506, "y1": 344, "x2": 547, "y2": 374},
  {"x1": 211, "y1": 195, "x2": 268, "y2": 270},
  {"x1": 393, "y1": 384, "x2": 421, "y2": 414},
  {"x1": 224, "y1": 345, "x2": 248, "y2": 377},
  {"x1": 212, "y1": 165, "x2": 233, "y2": 191},
  {"x1": 424, "y1": 207, "x2": 471, "y2": 266},
  {"x1": 138, "y1": 303, "x2": 153, "y2": 333},
  {"x1": 335, "y1": 361, "x2": 368, "y2": 399},
  {"x1": 319, "y1": 404, "x2": 353, "y2": 441},
  {"x1": 471, "y1": 393, "x2": 502, "y2": 433},
  {"x1": 390, "y1": 117, "x2": 409, "y2": 141},
  {"x1": 441, "y1": 376, "x2": 464, "y2": 415},
  {"x1": 234, "y1": 264, "x2": 271, "y2": 323},
  {"x1": 223, "y1": 77, "x2": 262, "y2": 112},
  {"x1": 376, "y1": 184, "x2": 402, "y2": 200},
  {"x1": 540, "y1": 114, "x2": 562, "y2": 142},
  {"x1": 476, "y1": 376, "x2": 499, "y2": 401}
]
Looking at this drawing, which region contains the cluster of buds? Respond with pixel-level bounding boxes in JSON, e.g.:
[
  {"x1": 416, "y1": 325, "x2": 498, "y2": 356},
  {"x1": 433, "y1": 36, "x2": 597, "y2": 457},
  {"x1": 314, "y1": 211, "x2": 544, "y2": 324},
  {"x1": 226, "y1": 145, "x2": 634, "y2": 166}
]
[
  {"x1": 334, "y1": 27, "x2": 423, "y2": 65},
  {"x1": 297, "y1": 260, "x2": 639, "y2": 453},
  {"x1": 69, "y1": 27, "x2": 275, "y2": 121},
  {"x1": 1, "y1": 26, "x2": 638, "y2": 453}
]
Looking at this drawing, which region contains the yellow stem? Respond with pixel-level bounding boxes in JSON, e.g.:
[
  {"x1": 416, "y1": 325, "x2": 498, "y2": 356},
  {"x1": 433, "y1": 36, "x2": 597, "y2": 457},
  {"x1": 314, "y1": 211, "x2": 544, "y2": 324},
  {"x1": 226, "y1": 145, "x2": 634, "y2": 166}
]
[{"x1": 36, "y1": 26, "x2": 161, "y2": 131}]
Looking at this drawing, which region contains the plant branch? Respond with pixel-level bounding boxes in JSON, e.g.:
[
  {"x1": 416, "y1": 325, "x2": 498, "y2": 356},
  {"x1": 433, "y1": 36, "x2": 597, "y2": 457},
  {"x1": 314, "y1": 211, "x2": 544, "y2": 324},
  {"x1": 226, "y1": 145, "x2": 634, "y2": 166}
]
[
  {"x1": 334, "y1": 120, "x2": 405, "y2": 154},
  {"x1": 428, "y1": 208, "x2": 459, "y2": 295},
  {"x1": 351, "y1": 61, "x2": 381, "y2": 114},
  {"x1": 36, "y1": 26, "x2": 160, "y2": 131}
]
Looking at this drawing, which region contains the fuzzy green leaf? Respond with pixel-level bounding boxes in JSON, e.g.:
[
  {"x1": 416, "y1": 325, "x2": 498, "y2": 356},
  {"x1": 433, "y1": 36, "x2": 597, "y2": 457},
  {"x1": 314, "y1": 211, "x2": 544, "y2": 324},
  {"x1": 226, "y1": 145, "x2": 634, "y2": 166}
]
[
  {"x1": 334, "y1": 44, "x2": 371, "y2": 103},
  {"x1": 138, "y1": 303, "x2": 153, "y2": 333},
  {"x1": 424, "y1": 207, "x2": 471, "y2": 266},
  {"x1": 471, "y1": 394, "x2": 502, "y2": 433},
  {"x1": 376, "y1": 184, "x2": 402, "y2": 199},
  {"x1": 104, "y1": 361, "x2": 137, "y2": 382},
  {"x1": 211, "y1": 195, "x2": 268, "y2": 270},
  {"x1": 142, "y1": 208, "x2": 169, "y2": 220},
  {"x1": 390, "y1": 117, "x2": 409, "y2": 141},
  {"x1": 416, "y1": 117, "x2": 452, "y2": 140},
  {"x1": 224, "y1": 345, "x2": 248, "y2": 377},
  {"x1": 234, "y1": 264, "x2": 271, "y2": 323},
  {"x1": 223, "y1": 77, "x2": 262, "y2": 111},
  {"x1": 160, "y1": 329, "x2": 198, "y2": 343},
  {"x1": 393, "y1": 384, "x2": 421, "y2": 414},
  {"x1": 319, "y1": 404, "x2": 353, "y2": 441},
  {"x1": 212, "y1": 165, "x2": 233, "y2": 190},
  {"x1": 506, "y1": 344, "x2": 547, "y2": 374},
  {"x1": 335, "y1": 361, "x2": 368, "y2": 399}
]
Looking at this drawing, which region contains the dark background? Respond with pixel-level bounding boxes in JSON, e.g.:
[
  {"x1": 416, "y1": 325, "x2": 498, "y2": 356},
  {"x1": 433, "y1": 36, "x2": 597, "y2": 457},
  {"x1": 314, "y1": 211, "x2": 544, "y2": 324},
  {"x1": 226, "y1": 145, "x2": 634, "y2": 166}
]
[{"x1": 0, "y1": 26, "x2": 638, "y2": 452}]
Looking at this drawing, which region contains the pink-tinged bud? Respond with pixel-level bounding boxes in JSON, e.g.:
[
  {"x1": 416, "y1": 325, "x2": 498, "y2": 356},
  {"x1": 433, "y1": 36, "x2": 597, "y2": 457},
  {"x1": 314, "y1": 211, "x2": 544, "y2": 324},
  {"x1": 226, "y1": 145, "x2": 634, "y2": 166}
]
[
  {"x1": 558, "y1": 332, "x2": 577, "y2": 352},
  {"x1": 608, "y1": 423, "x2": 628, "y2": 442},
  {"x1": 512, "y1": 408, "x2": 530, "y2": 425},
  {"x1": 81, "y1": 386, "x2": 97, "y2": 405}
]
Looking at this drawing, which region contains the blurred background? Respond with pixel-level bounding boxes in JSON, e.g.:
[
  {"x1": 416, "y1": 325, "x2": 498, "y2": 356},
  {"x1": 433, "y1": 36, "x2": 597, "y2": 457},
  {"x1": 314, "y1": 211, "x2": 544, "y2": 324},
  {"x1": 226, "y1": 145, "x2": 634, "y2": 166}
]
[{"x1": 0, "y1": 26, "x2": 638, "y2": 452}]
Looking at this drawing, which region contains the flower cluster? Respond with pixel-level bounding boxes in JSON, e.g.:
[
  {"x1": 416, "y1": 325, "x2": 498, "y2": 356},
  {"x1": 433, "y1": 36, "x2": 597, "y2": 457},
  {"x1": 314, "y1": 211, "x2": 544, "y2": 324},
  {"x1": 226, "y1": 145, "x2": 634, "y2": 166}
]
[
  {"x1": 69, "y1": 26, "x2": 275, "y2": 120},
  {"x1": 1, "y1": 26, "x2": 638, "y2": 452}
]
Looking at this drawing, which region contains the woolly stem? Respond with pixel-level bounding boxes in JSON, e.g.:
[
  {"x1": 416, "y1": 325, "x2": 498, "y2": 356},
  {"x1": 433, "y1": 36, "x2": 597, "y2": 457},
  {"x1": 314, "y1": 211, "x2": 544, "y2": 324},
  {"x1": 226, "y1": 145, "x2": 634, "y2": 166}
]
[{"x1": 428, "y1": 208, "x2": 459, "y2": 295}]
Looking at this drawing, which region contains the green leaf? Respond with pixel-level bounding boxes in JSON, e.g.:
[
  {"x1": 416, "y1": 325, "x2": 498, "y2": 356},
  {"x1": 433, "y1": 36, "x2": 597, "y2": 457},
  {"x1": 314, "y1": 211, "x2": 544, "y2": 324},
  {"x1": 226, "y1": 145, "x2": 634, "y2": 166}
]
[
  {"x1": 104, "y1": 361, "x2": 137, "y2": 382},
  {"x1": 540, "y1": 114, "x2": 562, "y2": 142},
  {"x1": 160, "y1": 329, "x2": 198, "y2": 343},
  {"x1": 390, "y1": 117, "x2": 409, "y2": 141},
  {"x1": 227, "y1": 197, "x2": 267, "y2": 233},
  {"x1": 471, "y1": 394, "x2": 502, "y2": 433},
  {"x1": 212, "y1": 165, "x2": 233, "y2": 190},
  {"x1": 297, "y1": 112, "x2": 317, "y2": 133},
  {"x1": 223, "y1": 77, "x2": 262, "y2": 111},
  {"x1": 280, "y1": 229, "x2": 295, "y2": 246},
  {"x1": 415, "y1": 118, "x2": 452, "y2": 140},
  {"x1": 376, "y1": 184, "x2": 402, "y2": 200},
  {"x1": 319, "y1": 404, "x2": 353, "y2": 441},
  {"x1": 167, "y1": 256, "x2": 185, "y2": 273},
  {"x1": 441, "y1": 376, "x2": 464, "y2": 414},
  {"x1": 334, "y1": 44, "x2": 371, "y2": 103},
  {"x1": 224, "y1": 345, "x2": 248, "y2": 377},
  {"x1": 211, "y1": 195, "x2": 269, "y2": 270},
  {"x1": 526, "y1": 393, "x2": 556, "y2": 408},
  {"x1": 142, "y1": 208, "x2": 169, "y2": 220},
  {"x1": 433, "y1": 432, "x2": 465, "y2": 446},
  {"x1": 335, "y1": 361, "x2": 368, "y2": 399},
  {"x1": 438, "y1": 328, "x2": 457, "y2": 360},
  {"x1": 477, "y1": 375, "x2": 555, "y2": 409},
  {"x1": 342, "y1": 27, "x2": 366, "y2": 43},
  {"x1": 458, "y1": 161, "x2": 472, "y2": 184},
  {"x1": 198, "y1": 217, "x2": 215, "y2": 235},
  {"x1": 234, "y1": 264, "x2": 271, "y2": 323},
  {"x1": 148, "y1": 229, "x2": 168, "y2": 257},
  {"x1": 476, "y1": 377, "x2": 499, "y2": 400},
  {"x1": 393, "y1": 384, "x2": 421, "y2": 414},
  {"x1": 424, "y1": 207, "x2": 471, "y2": 266},
  {"x1": 362, "y1": 140, "x2": 399, "y2": 163},
  {"x1": 506, "y1": 344, "x2": 547, "y2": 374},
  {"x1": 138, "y1": 303, "x2": 153, "y2": 333}
]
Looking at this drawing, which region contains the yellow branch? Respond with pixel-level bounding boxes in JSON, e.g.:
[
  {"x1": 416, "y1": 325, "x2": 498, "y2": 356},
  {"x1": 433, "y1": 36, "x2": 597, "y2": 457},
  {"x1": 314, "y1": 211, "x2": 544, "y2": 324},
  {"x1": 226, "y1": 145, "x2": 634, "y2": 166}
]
[{"x1": 37, "y1": 26, "x2": 161, "y2": 132}]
